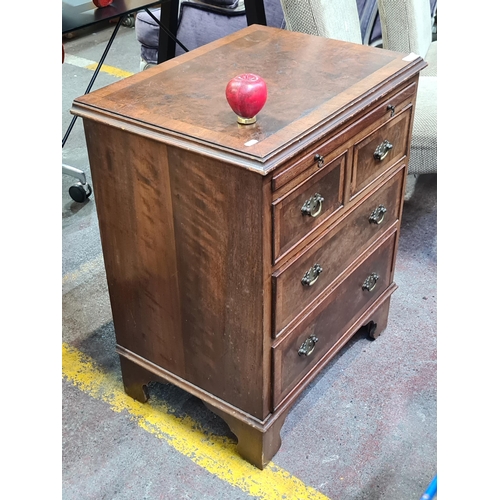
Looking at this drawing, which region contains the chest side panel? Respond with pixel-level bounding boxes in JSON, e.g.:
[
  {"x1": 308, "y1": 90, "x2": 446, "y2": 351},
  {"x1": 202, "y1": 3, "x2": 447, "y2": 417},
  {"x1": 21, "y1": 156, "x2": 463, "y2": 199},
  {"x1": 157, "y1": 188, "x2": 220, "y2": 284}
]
[
  {"x1": 83, "y1": 121, "x2": 268, "y2": 419},
  {"x1": 167, "y1": 147, "x2": 268, "y2": 418}
]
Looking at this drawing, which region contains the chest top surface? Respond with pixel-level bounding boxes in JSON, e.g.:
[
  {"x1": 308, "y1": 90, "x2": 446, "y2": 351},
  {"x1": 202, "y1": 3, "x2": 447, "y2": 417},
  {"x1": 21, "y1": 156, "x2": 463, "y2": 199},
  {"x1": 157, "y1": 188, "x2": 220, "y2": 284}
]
[{"x1": 72, "y1": 25, "x2": 425, "y2": 170}]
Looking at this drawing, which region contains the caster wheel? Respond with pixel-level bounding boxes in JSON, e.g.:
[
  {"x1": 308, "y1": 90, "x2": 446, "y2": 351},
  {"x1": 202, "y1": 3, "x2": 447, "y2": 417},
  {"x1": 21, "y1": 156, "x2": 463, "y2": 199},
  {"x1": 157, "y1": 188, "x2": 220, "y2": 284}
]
[
  {"x1": 122, "y1": 15, "x2": 135, "y2": 27},
  {"x1": 69, "y1": 182, "x2": 92, "y2": 203}
]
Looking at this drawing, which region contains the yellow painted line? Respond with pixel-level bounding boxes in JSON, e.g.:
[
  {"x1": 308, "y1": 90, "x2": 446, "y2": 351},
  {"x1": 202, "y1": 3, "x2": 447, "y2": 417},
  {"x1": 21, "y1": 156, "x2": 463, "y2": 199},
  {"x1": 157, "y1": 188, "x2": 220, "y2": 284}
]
[
  {"x1": 85, "y1": 62, "x2": 134, "y2": 79},
  {"x1": 62, "y1": 343, "x2": 330, "y2": 500},
  {"x1": 62, "y1": 255, "x2": 104, "y2": 285},
  {"x1": 63, "y1": 53, "x2": 134, "y2": 79}
]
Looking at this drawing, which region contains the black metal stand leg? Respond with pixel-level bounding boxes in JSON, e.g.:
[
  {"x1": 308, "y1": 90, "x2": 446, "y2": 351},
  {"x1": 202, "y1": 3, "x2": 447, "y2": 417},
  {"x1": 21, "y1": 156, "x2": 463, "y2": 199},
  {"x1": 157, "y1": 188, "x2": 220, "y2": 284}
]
[
  {"x1": 145, "y1": 7, "x2": 189, "y2": 57},
  {"x1": 244, "y1": 0, "x2": 267, "y2": 26},
  {"x1": 62, "y1": 16, "x2": 124, "y2": 147},
  {"x1": 157, "y1": 0, "x2": 180, "y2": 62}
]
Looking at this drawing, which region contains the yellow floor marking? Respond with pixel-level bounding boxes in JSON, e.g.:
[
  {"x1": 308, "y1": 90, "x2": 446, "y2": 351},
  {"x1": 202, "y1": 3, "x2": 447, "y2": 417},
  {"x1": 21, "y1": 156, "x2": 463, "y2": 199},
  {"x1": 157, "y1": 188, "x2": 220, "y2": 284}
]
[
  {"x1": 85, "y1": 62, "x2": 134, "y2": 79},
  {"x1": 62, "y1": 343, "x2": 330, "y2": 500},
  {"x1": 62, "y1": 255, "x2": 104, "y2": 285},
  {"x1": 63, "y1": 53, "x2": 134, "y2": 79}
]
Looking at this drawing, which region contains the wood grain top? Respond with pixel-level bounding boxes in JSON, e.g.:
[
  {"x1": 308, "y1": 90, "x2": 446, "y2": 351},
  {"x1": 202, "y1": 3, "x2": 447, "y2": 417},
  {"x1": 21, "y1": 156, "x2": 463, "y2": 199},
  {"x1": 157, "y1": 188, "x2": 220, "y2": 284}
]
[{"x1": 72, "y1": 25, "x2": 426, "y2": 171}]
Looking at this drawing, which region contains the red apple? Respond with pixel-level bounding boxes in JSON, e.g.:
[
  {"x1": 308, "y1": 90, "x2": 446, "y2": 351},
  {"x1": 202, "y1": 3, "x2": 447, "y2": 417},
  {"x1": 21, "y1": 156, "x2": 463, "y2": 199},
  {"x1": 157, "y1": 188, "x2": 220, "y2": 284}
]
[
  {"x1": 225, "y1": 73, "x2": 267, "y2": 124},
  {"x1": 93, "y1": 0, "x2": 113, "y2": 8}
]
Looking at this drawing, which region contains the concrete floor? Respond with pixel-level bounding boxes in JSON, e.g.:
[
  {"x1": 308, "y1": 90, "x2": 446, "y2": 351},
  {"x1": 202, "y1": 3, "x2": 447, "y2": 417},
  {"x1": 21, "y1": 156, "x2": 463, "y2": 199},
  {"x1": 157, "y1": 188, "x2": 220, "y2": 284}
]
[{"x1": 62, "y1": 20, "x2": 437, "y2": 500}]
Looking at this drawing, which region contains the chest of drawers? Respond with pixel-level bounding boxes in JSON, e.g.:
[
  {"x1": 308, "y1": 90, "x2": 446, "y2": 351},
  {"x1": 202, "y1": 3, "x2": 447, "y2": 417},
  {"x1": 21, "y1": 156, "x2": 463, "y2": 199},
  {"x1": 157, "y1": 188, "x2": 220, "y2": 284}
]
[{"x1": 72, "y1": 25, "x2": 426, "y2": 469}]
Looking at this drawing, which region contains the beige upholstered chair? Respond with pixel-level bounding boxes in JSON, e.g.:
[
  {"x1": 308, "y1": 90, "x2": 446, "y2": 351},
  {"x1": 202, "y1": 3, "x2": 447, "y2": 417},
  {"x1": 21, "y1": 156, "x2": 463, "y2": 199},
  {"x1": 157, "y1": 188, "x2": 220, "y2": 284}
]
[
  {"x1": 377, "y1": 0, "x2": 437, "y2": 175},
  {"x1": 279, "y1": 0, "x2": 437, "y2": 177},
  {"x1": 279, "y1": 0, "x2": 362, "y2": 44},
  {"x1": 378, "y1": 0, "x2": 437, "y2": 76}
]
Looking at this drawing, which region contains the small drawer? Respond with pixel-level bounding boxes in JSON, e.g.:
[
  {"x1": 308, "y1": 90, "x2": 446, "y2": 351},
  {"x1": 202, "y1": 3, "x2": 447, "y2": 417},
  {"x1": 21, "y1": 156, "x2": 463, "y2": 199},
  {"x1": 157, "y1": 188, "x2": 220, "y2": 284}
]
[
  {"x1": 272, "y1": 152, "x2": 346, "y2": 263},
  {"x1": 272, "y1": 167, "x2": 404, "y2": 337},
  {"x1": 272, "y1": 230, "x2": 397, "y2": 408},
  {"x1": 351, "y1": 107, "x2": 411, "y2": 198}
]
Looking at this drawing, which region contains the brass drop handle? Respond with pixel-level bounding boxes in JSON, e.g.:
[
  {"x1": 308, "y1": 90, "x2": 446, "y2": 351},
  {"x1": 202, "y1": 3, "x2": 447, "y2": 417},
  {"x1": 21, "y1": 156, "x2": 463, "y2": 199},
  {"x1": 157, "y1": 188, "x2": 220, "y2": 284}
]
[
  {"x1": 301, "y1": 193, "x2": 324, "y2": 218},
  {"x1": 298, "y1": 335, "x2": 319, "y2": 356},
  {"x1": 387, "y1": 104, "x2": 395, "y2": 117},
  {"x1": 369, "y1": 205, "x2": 387, "y2": 225},
  {"x1": 302, "y1": 263, "x2": 323, "y2": 287},
  {"x1": 362, "y1": 273, "x2": 379, "y2": 292},
  {"x1": 373, "y1": 140, "x2": 393, "y2": 161},
  {"x1": 314, "y1": 154, "x2": 324, "y2": 168}
]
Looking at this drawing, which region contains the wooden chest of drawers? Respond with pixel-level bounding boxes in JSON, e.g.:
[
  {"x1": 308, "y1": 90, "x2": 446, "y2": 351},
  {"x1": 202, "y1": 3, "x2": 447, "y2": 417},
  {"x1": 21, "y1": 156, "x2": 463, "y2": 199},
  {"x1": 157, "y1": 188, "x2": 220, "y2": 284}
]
[{"x1": 72, "y1": 25, "x2": 426, "y2": 469}]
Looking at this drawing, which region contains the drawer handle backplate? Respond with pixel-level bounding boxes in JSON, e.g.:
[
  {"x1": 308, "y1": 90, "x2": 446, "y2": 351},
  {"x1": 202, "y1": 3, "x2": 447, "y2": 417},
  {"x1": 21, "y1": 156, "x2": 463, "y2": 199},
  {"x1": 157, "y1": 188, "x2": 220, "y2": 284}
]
[
  {"x1": 373, "y1": 140, "x2": 393, "y2": 161},
  {"x1": 298, "y1": 335, "x2": 319, "y2": 356},
  {"x1": 301, "y1": 193, "x2": 324, "y2": 218},
  {"x1": 362, "y1": 273, "x2": 379, "y2": 292},
  {"x1": 301, "y1": 263, "x2": 323, "y2": 287},
  {"x1": 369, "y1": 205, "x2": 387, "y2": 225}
]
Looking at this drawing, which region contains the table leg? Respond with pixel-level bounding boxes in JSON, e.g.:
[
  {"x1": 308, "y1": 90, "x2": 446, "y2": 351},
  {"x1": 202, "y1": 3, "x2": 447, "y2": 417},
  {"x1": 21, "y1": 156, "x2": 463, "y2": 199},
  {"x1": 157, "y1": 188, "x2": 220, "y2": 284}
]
[
  {"x1": 366, "y1": 294, "x2": 392, "y2": 340},
  {"x1": 158, "y1": 0, "x2": 180, "y2": 62},
  {"x1": 203, "y1": 401, "x2": 287, "y2": 470},
  {"x1": 62, "y1": 16, "x2": 123, "y2": 147},
  {"x1": 244, "y1": 0, "x2": 267, "y2": 26},
  {"x1": 119, "y1": 354, "x2": 152, "y2": 403}
]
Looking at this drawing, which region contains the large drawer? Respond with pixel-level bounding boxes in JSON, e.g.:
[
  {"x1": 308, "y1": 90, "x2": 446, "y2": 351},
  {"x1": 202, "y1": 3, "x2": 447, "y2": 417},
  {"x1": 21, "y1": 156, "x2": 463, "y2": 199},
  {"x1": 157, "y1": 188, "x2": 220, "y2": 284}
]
[
  {"x1": 351, "y1": 107, "x2": 411, "y2": 198},
  {"x1": 272, "y1": 167, "x2": 404, "y2": 338},
  {"x1": 272, "y1": 152, "x2": 346, "y2": 263},
  {"x1": 272, "y1": 230, "x2": 397, "y2": 408}
]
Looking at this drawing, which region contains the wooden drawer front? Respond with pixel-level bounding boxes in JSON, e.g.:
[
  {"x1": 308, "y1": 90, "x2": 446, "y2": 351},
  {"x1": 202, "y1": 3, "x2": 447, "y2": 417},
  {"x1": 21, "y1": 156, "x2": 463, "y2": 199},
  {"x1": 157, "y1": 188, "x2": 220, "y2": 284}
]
[
  {"x1": 272, "y1": 153, "x2": 345, "y2": 263},
  {"x1": 272, "y1": 167, "x2": 404, "y2": 338},
  {"x1": 272, "y1": 231, "x2": 397, "y2": 408},
  {"x1": 351, "y1": 108, "x2": 411, "y2": 198}
]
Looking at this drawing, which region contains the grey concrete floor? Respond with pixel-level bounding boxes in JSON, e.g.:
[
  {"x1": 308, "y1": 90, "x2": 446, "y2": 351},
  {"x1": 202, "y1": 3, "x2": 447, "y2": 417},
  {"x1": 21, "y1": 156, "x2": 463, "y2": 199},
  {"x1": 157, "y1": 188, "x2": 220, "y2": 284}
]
[{"x1": 62, "y1": 21, "x2": 437, "y2": 500}]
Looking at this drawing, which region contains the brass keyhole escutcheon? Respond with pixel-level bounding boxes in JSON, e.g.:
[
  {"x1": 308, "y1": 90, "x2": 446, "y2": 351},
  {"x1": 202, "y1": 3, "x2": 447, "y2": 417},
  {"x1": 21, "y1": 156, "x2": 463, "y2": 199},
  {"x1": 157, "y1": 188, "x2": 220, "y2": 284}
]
[
  {"x1": 362, "y1": 273, "x2": 379, "y2": 292},
  {"x1": 302, "y1": 263, "x2": 323, "y2": 287},
  {"x1": 301, "y1": 193, "x2": 324, "y2": 218},
  {"x1": 369, "y1": 205, "x2": 387, "y2": 225},
  {"x1": 314, "y1": 154, "x2": 324, "y2": 168},
  {"x1": 298, "y1": 335, "x2": 319, "y2": 356},
  {"x1": 373, "y1": 140, "x2": 393, "y2": 161}
]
